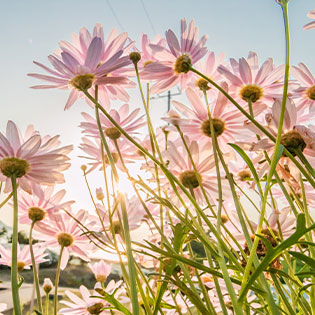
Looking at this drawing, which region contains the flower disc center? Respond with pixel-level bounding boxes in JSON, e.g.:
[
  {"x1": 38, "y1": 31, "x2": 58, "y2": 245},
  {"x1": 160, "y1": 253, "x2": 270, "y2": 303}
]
[
  {"x1": 281, "y1": 130, "x2": 306, "y2": 156},
  {"x1": 104, "y1": 127, "x2": 121, "y2": 140},
  {"x1": 240, "y1": 84, "x2": 263, "y2": 102},
  {"x1": 70, "y1": 74, "x2": 95, "y2": 90},
  {"x1": 28, "y1": 207, "x2": 47, "y2": 222},
  {"x1": 0, "y1": 157, "x2": 30, "y2": 178},
  {"x1": 201, "y1": 118, "x2": 225, "y2": 137},
  {"x1": 306, "y1": 86, "x2": 315, "y2": 101},
  {"x1": 57, "y1": 232, "x2": 74, "y2": 247},
  {"x1": 174, "y1": 54, "x2": 192, "y2": 74},
  {"x1": 179, "y1": 170, "x2": 201, "y2": 189}
]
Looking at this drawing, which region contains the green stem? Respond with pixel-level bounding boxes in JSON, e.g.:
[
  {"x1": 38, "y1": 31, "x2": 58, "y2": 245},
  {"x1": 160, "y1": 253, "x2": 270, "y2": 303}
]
[
  {"x1": 120, "y1": 193, "x2": 140, "y2": 315},
  {"x1": 11, "y1": 176, "x2": 21, "y2": 315},
  {"x1": 0, "y1": 191, "x2": 13, "y2": 209},
  {"x1": 29, "y1": 221, "x2": 43, "y2": 313},
  {"x1": 189, "y1": 67, "x2": 315, "y2": 190},
  {"x1": 240, "y1": 1, "x2": 290, "y2": 308},
  {"x1": 54, "y1": 245, "x2": 64, "y2": 315},
  {"x1": 45, "y1": 292, "x2": 49, "y2": 315},
  {"x1": 93, "y1": 86, "x2": 119, "y2": 183}
]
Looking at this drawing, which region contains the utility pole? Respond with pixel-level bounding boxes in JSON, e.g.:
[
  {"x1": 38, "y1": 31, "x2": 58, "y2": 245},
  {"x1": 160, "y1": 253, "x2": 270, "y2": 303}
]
[{"x1": 150, "y1": 88, "x2": 181, "y2": 113}]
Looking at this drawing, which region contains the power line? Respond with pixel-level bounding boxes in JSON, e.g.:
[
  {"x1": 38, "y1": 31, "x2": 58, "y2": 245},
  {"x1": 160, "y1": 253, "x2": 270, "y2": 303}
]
[
  {"x1": 106, "y1": 0, "x2": 125, "y2": 31},
  {"x1": 139, "y1": 0, "x2": 157, "y2": 34}
]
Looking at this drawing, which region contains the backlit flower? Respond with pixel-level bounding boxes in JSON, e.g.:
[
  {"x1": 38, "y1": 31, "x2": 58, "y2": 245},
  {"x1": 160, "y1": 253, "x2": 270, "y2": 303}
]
[
  {"x1": 0, "y1": 243, "x2": 48, "y2": 271},
  {"x1": 142, "y1": 19, "x2": 208, "y2": 93},
  {"x1": 18, "y1": 184, "x2": 74, "y2": 224},
  {"x1": 79, "y1": 137, "x2": 137, "y2": 173},
  {"x1": 164, "y1": 86, "x2": 266, "y2": 151},
  {"x1": 161, "y1": 139, "x2": 230, "y2": 206},
  {"x1": 291, "y1": 63, "x2": 315, "y2": 112},
  {"x1": 0, "y1": 121, "x2": 72, "y2": 193},
  {"x1": 29, "y1": 24, "x2": 134, "y2": 109},
  {"x1": 218, "y1": 51, "x2": 285, "y2": 106},
  {"x1": 80, "y1": 103, "x2": 146, "y2": 142},
  {"x1": 34, "y1": 210, "x2": 95, "y2": 269},
  {"x1": 303, "y1": 10, "x2": 315, "y2": 30},
  {"x1": 88, "y1": 260, "x2": 112, "y2": 283}
]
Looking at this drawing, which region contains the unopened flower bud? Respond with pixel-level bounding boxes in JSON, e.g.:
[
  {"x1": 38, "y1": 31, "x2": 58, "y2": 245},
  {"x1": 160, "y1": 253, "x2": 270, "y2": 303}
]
[
  {"x1": 96, "y1": 187, "x2": 104, "y2": 200},
  {"x1": 129, "y1": 52, "x2": 141, "y2": 65},
  {"x1": 43, "y1": 278, "x2": 53, "y2": 294}
]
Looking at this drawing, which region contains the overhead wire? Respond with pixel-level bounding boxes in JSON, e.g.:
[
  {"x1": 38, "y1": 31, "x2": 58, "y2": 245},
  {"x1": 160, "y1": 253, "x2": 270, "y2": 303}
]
[
  {"x1": 139, "y1": 0, "x2": 157, "y2": 34},
  {"x1": 105, "y1": 0, "x2": 125, "y2": 30}
]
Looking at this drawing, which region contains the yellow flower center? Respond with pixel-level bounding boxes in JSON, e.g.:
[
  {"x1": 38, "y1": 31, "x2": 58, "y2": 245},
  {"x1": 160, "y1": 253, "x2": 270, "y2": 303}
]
[
  {"x1": 0, "y1": 157, "x2": 30, "y2": 178},
  {"x1": 179, "y1": 170, "x2": 201, "y2": 189},
  {"x1": 195, "y1": 78, "x2": 210, "y2": 91},
  {"x1": 281, "y1": 130, "x2": 306, "y2": 156},
  {"x1": 87, "y1": 302, "x2": 104, "y2": 315},
  {"x1": 70, "y1": 74, "x2": 95, "y2": 91},
  {"x1": 239, "y1": 84, "x2": 263, "y2": 102},
  {"x1": 28, "y1": 207, "x2": 46, "y2": 222},
  {"x1": 103, "y1": 152, "x2": 119, "y2": 165},
  {"x1": 201, "y1": 118, "x2": 225, "y2": 137},
  {"x1": 174, "y1": 54, "x2": 192, "y2": 74},
  {"x1": 104, "y1": 127, "x2": 121, "y2": 140},
  {"x1": 57, "y1": 232, "x2": 74, "y2": 247},
  {"x1": 237, "y1": 169, "x2": 252, "y2": 181},
  {"x1": 306, "y1": 86, "x2": 315, "y2": 101},
  {"x1": 17, "y1": 261, "x2": 26, "y2": 272}
]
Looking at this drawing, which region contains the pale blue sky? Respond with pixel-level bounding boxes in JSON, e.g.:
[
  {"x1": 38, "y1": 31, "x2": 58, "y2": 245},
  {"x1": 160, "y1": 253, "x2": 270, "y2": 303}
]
[{"x1": 0, "y1": 0, "x2": 314, "y2": 224}]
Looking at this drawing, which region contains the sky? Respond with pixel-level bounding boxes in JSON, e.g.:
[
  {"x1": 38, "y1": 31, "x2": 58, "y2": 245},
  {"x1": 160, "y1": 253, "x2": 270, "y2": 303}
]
[{"x1": 0, "y1": 0, "x2": 314, "y2": 227}]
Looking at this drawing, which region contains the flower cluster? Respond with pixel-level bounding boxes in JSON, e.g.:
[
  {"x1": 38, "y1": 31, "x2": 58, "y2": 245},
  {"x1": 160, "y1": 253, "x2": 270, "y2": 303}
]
[{"x1": 1, "y1": 8, "x2": 315, "y2": 315}]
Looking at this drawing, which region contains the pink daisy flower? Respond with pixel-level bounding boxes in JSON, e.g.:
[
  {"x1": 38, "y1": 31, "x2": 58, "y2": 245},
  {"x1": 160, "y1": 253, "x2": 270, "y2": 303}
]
[
  {"x1": 303, "y1": 10, "x2": 315, "y2": 30},
  {"x1": 88, "y1": 260, "x2": 112, "y2": 283},
  {"x1": 187, "y1": 51, "x2": 225, "y2": 98},
  {"x1": 29, "y1": 25, "x2": 133, "y2": 110},
  {"x1": 59, "y1": 285, "x2": 107, "y2": 315},
  {"x1": 79, "y1": 136, "x2": 137, "y2": 173},
  {"x1": 96, "y1": 195, "x2": 146, "y2": 235},
  {"x1": 238, "y1": 98, "x2": 312, "y2": 178},
  {"x1": 80, "y1": 103, "x2": 146, "y2": 142},
  {"x1": 0, "y1": 121, "x2": 72, "y2": 193},
  {"x1": 138, "y1": 33, "x2": 166, "y2": 68},
  {"x1": 161, "y1": 139, "x2": 230, "y2": 206},
  {"x1": 291, "y1": 63, "x2": 315, "y2": 112},
  {"x1": 218, "y1": 51, "x2": 285, "y2": 106},
  {"x1": 17, "y1": 184, "x2": 74, "y2": 224},
  {"x1": 0, "y1": 243, "x2": 48, "y2": 272},
  {"x1": 142, "y1": 19, "x2": 208, "y2": 94},
  {"x1": 164, "y1": 86, "x2": 266, "y2": 151},
  {"x1": 34, "y1": 210, "x2": 96, "y2": 269},
  {"x1": 59, "y1": 281, "x2": 125, "y2": 315}
]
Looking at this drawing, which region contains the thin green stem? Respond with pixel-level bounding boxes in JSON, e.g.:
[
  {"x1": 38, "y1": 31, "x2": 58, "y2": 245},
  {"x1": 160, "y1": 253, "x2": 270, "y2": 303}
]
[
  {"x1": 45, "y1": 292, "x2": 49, "y2": 315},
  {"x1": 0, "y1": 191, "x2": 13, "y2": 209},
  {"x1": 120, "y1": 193, "x2": 140, "y2": 315},
  {"x1": 11, "y1": 176, "x2": 21, "y2": 315},
  {"x1": 54, "y1": 245, "x2": 64, "y2": 315},
  {"x1": 29, "y1": 220, "x2": 43, "y2": 313},
  {"x1": 240, "y1": 3, "x2": 290, "y2": 310},
  {"x1": 189, "y1": 67, "x2": 315, "y2": 189}
]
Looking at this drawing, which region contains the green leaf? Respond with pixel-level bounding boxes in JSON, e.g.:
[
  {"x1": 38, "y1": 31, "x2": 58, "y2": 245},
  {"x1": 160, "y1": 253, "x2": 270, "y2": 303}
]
[
  {"x1": 229, "y1": 143, "x2": 263, "y2": 195},
  {"x1": 289, "y1": 251, "x2": 315, "y2": 270},
  {"x1": 93, "y1": 292, "x2": 132, "y2": 315},
  {"x1": 239, "y1": 214, "x2": 315, "y2": 302}
]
